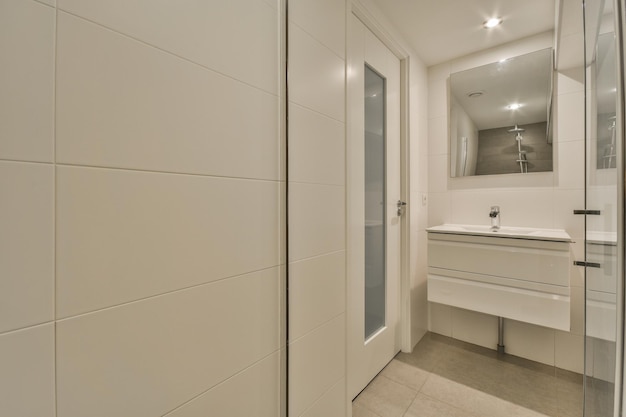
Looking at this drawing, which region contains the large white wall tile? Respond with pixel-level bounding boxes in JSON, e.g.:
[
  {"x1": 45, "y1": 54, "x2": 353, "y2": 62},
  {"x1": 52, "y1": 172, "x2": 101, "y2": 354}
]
[
  {"x1": 449, "y1": 189, "x2": 554, "y2": 228},
  {"x1": 451, "y1": 308, "x2": 498, "y2": 350},
  {"x1": 428, "y1": 116, "x2": 448, "y2": 156},
  {"x1": 0, "y1": 0, "x2": 54, "y2": 162},
  {"x1": 428, "y1": 302, "x2": 452, "y2": 336},
  {"x1": 556, "y1": 91, "x2": 585, "y2": 142},
  {"x1": 504, "y1": 320, "x2": 555, "y2": 366},
  {"x1": 415, "y1": 191, "x2": 428, "y2": 231},
  {"x1": 57, "y1": 166, "x2": 280, "y2": 318},
  {"x1": 57, "y1": 268, "x2": 280, "y2": 417},
  {"x1": 56, "y1": 13, "x2": 279, "y2": 181},
  {"x1": 428, "y1": 154, "x2": 448, "y2": 193},
  {"x1": 300, "y1": 378, "x2": 346, "y2": 417},
  {"x1": 289, "y1": 0, "x2": 345, "y2": 59},
  {"x1": 57, "y1": 0, "x2": 278, "y2": 93},
  {"x1": 289, "y1": 24, "x2": 345, "y2": 122},
  {"x1": 427, "y1": 77, "x2": 447, "y2": 119},
  {"x1": 34, "y1": 0, "x2": 56, "y2": 7},
  {"x1": 289, "y1": 104, "x2": 345, "y2": 186},
  {"x1": 0, "y1": 324, "x2": 55, "y2": 417},
  {"x1": 289, "y1": 314, "x2": 345, "y2": 417},
  {"x1": 289, "y1": 251, "x2": 346, "y2": 340},
  {"x1": 427, "y1": 192, "x2": 450, "y2": 227},
  {"x1": 289, "y1": 183, "x2": 345, "y2": 261},
  {"x1": 417, "y1": 131, "x2": 430, "y2": 192},
  {"x1": 165, "y1": 353, "x2": 281, "y2": 417},
  {"x1": 0, "y1": 161, "x2": 54, "y2": 333},
  {"x1": 556, "y1": 140, "x2": 585, "y2": 189}
]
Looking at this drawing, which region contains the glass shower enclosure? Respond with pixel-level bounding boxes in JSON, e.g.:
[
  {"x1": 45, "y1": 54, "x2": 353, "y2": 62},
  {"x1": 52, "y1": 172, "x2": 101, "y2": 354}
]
[{"x1": 583, "y1": 0, "x2": 624, "y2": 415}]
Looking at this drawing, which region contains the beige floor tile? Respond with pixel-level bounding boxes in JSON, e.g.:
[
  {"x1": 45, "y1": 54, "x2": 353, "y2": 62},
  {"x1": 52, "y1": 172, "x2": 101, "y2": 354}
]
[
  {"x1": 352, "y1": 403, "x2": 381, "y2": 417},
  {"x1": 356, "y1": 333, "x2": 583, "y2": 417},
  {"x1": 353, "y1": 375, "x2": 417, "y2": 417},
  {"x1": 421, "y1": 374, "x2": 543, "y2": 417},
  {"x1": 404, "y1": 393, "x2": 473, "y2": 417},
  {"x1": 395, "y1": 333, "x2": 448, "y2": 372},
  {"x1": 380, "y1": 359, "x2": 430, "y2": 392}
]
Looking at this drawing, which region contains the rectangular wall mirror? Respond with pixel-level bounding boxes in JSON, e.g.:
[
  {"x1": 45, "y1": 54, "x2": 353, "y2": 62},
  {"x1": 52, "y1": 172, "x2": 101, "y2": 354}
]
[{"x1": 449, "y1": 48, "x2": 554, "y2": 177}]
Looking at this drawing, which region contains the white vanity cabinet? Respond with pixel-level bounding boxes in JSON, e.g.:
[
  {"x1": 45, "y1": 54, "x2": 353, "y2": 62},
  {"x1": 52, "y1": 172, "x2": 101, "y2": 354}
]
[{"x1": 427, "y1": 224, "x2": 572, "y2": 331}]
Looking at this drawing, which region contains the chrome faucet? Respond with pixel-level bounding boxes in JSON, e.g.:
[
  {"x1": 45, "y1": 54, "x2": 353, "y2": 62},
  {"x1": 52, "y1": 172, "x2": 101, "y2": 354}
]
[{"x1": 489, "y1": 206, "x2": 500, "y2": 231}]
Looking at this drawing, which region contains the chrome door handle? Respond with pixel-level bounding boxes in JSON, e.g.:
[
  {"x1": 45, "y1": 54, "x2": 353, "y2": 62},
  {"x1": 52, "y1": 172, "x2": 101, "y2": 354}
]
[{"x1": 397, "y1": 200, "x2": 407, "y2": 216}]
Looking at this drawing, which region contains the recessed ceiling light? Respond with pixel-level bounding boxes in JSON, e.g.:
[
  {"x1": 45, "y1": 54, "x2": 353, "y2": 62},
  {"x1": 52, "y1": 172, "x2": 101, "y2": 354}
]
[
  {"x1": 467, "y1": 91, "x2": 484, "y2": 98},
  {"x1": 483, "y1": 17, "x2": 503, "y2": 29},
  {"x1": 507, "y1": 103, "x2": 522, "y2": 110}
]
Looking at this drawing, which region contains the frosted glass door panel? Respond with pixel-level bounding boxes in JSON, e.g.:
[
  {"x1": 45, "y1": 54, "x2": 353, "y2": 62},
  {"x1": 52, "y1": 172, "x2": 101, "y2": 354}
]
[{"x1": 364, "y1": 65, "x2": 386, "y2": 341}]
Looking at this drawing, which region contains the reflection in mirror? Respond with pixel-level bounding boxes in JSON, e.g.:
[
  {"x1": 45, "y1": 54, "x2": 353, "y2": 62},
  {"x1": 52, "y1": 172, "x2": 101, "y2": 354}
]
[
  {"x1": 449, "y1": 48, "x2": 554, "y2": 177},
  {"x1": 595, "y1": 32, "x2": 617, "y2": 169}
]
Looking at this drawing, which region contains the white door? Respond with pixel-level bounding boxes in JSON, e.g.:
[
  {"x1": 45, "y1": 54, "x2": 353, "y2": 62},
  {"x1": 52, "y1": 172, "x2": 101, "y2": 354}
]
[{"x1": 347, "y1": 14, "x2": 402, "y2": 399}]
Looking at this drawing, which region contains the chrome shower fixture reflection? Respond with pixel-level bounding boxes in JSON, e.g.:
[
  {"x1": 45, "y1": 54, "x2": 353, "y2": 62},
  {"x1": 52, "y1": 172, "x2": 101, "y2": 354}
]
[{"x1": 508, "y1": 124, "x2": 528, "y2": 173}]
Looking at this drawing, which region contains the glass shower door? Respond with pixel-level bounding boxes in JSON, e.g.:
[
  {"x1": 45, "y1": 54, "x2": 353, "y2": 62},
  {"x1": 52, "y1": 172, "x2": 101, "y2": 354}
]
[{"x1": 583, "y1": 0, "x2": 622, "y2": 415}]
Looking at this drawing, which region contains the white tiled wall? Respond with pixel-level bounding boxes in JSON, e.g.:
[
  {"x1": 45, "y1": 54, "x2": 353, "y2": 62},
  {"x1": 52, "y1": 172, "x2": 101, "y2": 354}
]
[
  {"x1": 426, "y1": 32, "x2": 586, "y2": 374},
  {"x1": 57, "y1": 269, "x2": 280, "y2": 417},
  {"x1": 287, "y1": 0, "x2": 348, "y2": 415},
  {"x1": 0, "y1": 324, "x2": 55, "y2": 416},
  {"x1": 56, "y1": 11, "x2": 280, "y2": 180},
  {"x1": 0, "y1": 161, "x2": 54, "y2": 333},
  {"x1": 56, "y1": 166, "x2": 280, "y2": 318},
  {"x1": 0, "y1": 1, "x2": 284, "y2": 416},
  {"x1": 407, "y1": 23, "x2": 430, "y2": 351},
  {"x1": 0, "y1": 0, "x2": 55, "y2": 162}
]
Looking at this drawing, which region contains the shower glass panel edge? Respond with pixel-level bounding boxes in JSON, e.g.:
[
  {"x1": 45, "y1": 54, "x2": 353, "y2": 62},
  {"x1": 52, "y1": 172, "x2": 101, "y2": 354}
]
[{"x1": 583, "y1": 0, "x2": 624, "y2": 415}]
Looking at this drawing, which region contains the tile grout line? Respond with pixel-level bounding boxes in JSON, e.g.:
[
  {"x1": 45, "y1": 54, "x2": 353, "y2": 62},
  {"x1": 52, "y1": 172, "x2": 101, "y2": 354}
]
[
  {"x1": 56, "y1": 264, "x2": 282, "y2": 322},
  {"x1": 56, "y1": 8, "x2": 279, "y2": 99},
  {"x1": 53, "y1": 2, "x2": 59, "y2": 416}
]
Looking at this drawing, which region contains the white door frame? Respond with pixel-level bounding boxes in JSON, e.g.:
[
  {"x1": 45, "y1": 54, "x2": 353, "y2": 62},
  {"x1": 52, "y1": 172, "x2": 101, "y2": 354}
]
[{"x1": 348, "y1": 0, "x2": 412, "y2": 356}]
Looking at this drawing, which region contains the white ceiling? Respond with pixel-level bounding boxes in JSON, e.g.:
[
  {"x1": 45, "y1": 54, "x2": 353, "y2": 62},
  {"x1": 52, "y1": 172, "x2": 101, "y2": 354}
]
[
  {"x1": 450, "y1": 48, "x2": 552, "y2": 130},
  {"x1": 367, "y1": 0, "x2": 556, "y2": 66}
]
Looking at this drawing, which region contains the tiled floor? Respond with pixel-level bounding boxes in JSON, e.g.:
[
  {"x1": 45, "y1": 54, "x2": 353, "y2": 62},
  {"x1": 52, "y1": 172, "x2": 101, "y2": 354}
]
[{"x1": 353, "y1": 332, "x2": 583, "y2": 417}]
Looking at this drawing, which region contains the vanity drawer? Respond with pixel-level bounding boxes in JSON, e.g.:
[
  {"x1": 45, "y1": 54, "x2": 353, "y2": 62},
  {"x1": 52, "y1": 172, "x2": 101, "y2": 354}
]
[{"x1": 428, "y1": 234, "x2": 570, "y2": 287}]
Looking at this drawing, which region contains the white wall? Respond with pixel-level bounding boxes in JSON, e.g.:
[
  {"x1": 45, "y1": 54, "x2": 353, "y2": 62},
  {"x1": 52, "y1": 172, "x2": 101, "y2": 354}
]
[
  {"x1": 287, "y1": 0, "x2": 348, "y2": 415},
  {"x1": 0, "y1": 0, "x2": 284, "y2": 416},
  {"x1": 286, "y1": 1, "x2": 430, "y2": 414},
  {"x1": 408, "y1": 38, "x2": 431, "y2": 351},
  {"x1": 427, "y1": 31, "x2": 586, "y2": 373}
]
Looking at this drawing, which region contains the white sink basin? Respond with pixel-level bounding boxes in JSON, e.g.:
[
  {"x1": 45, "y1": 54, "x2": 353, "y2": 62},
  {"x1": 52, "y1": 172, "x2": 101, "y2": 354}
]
[{"x1": 426, "y1": 224, "x2": 572, "y2": 242}]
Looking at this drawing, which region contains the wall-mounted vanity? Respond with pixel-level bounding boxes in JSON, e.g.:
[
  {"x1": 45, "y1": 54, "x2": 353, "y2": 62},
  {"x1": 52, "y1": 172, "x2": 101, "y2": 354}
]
[{"x1": 427, "y1": 224, "x2": 572, "y2": 332}]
